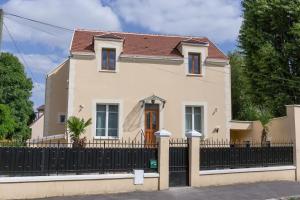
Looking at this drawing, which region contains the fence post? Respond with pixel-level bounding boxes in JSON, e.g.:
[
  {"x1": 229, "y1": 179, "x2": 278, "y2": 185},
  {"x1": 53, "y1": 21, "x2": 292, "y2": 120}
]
[
  {"x1": 186, "y1": 130, "x2": 202, "y2": 187},
  {"x1": 155, "y1": 129, "x2": 171, "y2": 190},
  {"x1": 287, "y1": 105, "x2": 300, "y2": 181}
]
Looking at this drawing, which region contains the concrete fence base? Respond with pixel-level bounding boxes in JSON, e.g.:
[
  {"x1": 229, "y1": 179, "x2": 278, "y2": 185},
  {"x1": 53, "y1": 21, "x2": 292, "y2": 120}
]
[
  {"x1": 196, "y1": 166, "x2": 296, "y2": 187},
  {"x1": 0, "y1": 174, "x2": 159, "y2": 200}
]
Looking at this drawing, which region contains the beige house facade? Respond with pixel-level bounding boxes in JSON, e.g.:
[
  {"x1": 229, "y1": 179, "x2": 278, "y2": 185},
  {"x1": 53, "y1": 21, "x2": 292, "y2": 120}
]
[{"x1": 34, "y1": 29, "x2": 231, "y2": 142}]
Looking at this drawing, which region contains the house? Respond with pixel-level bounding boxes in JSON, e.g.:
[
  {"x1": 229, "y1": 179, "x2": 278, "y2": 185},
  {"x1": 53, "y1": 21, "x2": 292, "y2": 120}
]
[
  {"x1": 32, "y1": 29, "x2": 231, "y2": 143},
  {"x1": 29, "y1": 104, "x2": 45, "y2": 140}
]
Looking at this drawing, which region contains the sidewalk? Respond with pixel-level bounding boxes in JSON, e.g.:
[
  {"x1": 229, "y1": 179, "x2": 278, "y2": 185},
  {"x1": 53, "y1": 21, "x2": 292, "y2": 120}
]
[{"x1": 39, "y1": 181, "x2": 300, "y2": 200}]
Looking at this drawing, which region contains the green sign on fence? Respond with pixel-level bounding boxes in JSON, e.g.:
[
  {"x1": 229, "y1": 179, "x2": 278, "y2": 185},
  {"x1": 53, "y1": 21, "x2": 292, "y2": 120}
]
[{"x1": 149, "y1": 159, "x2": 157, "y2": 169}]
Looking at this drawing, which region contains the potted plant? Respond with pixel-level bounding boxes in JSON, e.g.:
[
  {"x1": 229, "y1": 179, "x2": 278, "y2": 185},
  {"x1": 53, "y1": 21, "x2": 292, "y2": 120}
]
[{"x1": 67, "y1": 116, "x2": 91, "y2": 148}]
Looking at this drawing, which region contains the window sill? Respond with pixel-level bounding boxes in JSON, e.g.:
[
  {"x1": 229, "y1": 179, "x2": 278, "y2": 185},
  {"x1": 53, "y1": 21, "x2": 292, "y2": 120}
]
[
  {"x1": 99, "y1": 69, "x2": 117, "y2": 73},
  {"x1": 186, "y1": 73, "x2": 203, "y2": 77},
  {"x1": 93, "y1": 136, "x2": 119, "y2": 140}
]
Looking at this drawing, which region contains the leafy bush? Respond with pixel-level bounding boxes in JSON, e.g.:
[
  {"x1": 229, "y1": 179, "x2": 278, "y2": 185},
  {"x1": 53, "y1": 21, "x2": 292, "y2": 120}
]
[{"x1": 0, "y1": 104, "x2": 15, "y2": 139}]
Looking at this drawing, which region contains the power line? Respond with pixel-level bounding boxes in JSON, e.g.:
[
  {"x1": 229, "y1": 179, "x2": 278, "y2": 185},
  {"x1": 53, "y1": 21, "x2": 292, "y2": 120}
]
[
  {"x1": 206, "y1": 65, "x2": 300, "y2": 86},
  {"x1": 3, "y1": 22, "x2": 39, "y2": 84},
  {"x1": 0, "y1": 9, "x2": 3, "y2": 51},
  {"x1": 4, "y1": 16, "x2": 57, "y2": 37},
  {"x1": 4, "y1": 11, "x2": 73, "y2": 32},
  {"x1": 4, "y1": 16, "x2": 69, "y2": 76}
]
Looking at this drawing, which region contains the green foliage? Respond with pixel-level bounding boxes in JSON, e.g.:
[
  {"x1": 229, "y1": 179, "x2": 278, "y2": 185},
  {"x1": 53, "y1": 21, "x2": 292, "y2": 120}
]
[
  {"x1": 0, "y1": 53, "x2": 34, "y2": 141},
  {"x1": 256, "y1": 107, "x2": 273, "y2": 128},
  {"x1": 230, "y1": 50, "x2": 274, "y2": 142},
  {"x1": 230, "y1": 51, "x2": 261, "y2": 121},
  {"x1": 239, "y1": 0, "x2": 300, "y2": 117},
  {"x1": 67, "y1": 116, "x2": 91, "y2": 147},
  {"x1": 238, "y1": 102, "x2": 259, "y2": 121},
  {"x1": 230, "y1": 51, "x2": 252, "y2": 120},
  {"x1": 0, "y1": 104, "x2": 15, "y2": 139}
]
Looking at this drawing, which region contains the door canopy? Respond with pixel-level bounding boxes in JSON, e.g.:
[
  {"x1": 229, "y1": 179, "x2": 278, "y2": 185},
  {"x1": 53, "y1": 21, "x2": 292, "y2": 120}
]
[{"x1": 140, "y1": 95, "x2": 166, "y2": 108}]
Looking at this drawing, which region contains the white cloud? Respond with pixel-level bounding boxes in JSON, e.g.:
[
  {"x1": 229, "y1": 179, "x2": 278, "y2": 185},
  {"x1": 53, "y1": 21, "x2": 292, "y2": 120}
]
[
  {"x1": 31, "y1": 82, "x2": 45, "y2": 110},
  {"x1": 112, "y1": 0, "x2": 242, "y2": 43},
  {"x1": 15, "y1": 53, "x2": 62, "y2": 74},
  {"x1": 3, "y1": 0, "x2": 121, "y2": 50}
]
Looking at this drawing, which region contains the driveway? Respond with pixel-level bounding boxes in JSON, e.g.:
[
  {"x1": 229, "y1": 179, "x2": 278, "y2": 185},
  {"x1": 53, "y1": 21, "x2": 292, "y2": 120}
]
[{"x1": 41, "y1": 181, "x2": 300, "y2": 200}]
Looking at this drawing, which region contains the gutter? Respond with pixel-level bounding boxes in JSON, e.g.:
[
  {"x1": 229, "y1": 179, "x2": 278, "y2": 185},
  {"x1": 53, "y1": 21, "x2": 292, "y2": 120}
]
[{"x1": 119, "y1": 54, "x2": 183, "y2": 62}]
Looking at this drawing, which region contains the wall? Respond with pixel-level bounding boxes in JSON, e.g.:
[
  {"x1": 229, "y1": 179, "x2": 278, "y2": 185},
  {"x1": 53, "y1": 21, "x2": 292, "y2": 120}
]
[
  {"x1": 68, "y1": 53, "x2": 229, "y2": 141},
  {"x1": 231, "y1": 116, "x2": 292, "y2": 142},
  {"x1": 44, "y1": 60, "x2": 69, "y2": 137},
  {"x1": 0, "y1": 175, "x2": 158, "y2": 200},
  {"x1": 195, "y1": 168, "x2": 295, "y2": 187},
  {"x1": 29, "y1": 115, "x2": 44, "y2": 140}
]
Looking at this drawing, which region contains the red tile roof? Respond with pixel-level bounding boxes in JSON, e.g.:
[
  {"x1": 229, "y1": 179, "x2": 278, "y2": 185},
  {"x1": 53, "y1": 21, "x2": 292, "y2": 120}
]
[{"x1": 71, "y1": 29, "x2": 228, "y2": 60}]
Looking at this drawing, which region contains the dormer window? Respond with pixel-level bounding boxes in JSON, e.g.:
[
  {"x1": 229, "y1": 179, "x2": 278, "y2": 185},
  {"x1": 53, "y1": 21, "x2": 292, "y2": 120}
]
[
  {"x1": 102, "y1": 48, "x2": 116, "y2": 70},
  {"x1": 188, "y1": 53, "x2": 201, "y2": 74}
]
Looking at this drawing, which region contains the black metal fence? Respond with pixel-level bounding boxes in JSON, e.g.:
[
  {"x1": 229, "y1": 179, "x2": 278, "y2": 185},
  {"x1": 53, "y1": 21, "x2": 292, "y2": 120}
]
[
  {"x1": 200, "y1": 141, "x2": 294, "y2": 170},
  {"x1": 0, "y1": 139, "x2": 158, "y2": 176}
]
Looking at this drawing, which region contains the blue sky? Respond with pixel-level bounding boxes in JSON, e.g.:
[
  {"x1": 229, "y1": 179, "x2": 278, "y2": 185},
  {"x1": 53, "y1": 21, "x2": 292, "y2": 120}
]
[{"x1": 0, "y1": 0, "x2": 242, "y2": 110}]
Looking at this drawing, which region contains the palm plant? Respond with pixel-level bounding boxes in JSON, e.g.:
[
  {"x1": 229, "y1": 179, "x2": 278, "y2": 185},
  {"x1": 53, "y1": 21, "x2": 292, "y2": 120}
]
[
  {"x1": 255, "y1": 107, "x2": 273, "y2": 145},
  {"x1": 67, "y1": 116, "x2": 92, "y2": 148}
]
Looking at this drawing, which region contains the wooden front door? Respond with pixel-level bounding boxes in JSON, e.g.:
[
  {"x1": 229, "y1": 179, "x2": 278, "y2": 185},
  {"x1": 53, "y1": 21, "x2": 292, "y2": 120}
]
[{"x1": 144, "y1": 104, "x2": 159, "y2": 144}]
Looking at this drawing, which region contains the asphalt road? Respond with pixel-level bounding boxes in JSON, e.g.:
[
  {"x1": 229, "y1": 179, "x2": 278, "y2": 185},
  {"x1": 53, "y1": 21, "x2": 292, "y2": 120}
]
[{"x1": 39, "y1": 181, "x2": 300, "y2": 200}]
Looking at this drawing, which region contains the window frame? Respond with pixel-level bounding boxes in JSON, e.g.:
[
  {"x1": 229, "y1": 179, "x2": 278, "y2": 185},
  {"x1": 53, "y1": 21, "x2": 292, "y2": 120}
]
[
  {"x1": 95, "y1": 103, "x2": 119, "y2": 138},
  {"x1": 182, "y1": 102, "x2": 207, "y2": 138},
  {"x1": 101, "y1": 48, "x2": 116, "y2": 71},
  {"x1": 57, "y1": 113, "x2": 66, "y2": 124},
  {"x1": 185, "y1": 106, "x2": 202, "y2": 133},
  {"x1": 188, "y1": 52, "x2": 202, "y2": 75}
]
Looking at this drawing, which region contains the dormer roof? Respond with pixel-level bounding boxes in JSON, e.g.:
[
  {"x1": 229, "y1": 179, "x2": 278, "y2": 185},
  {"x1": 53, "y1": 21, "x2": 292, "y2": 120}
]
[
  {"x1": 180, "y1": 38, "x2": 209, "y2": 46},
  {"x1": 94, "y1": 33, "x2": 124, "y2": 40}
]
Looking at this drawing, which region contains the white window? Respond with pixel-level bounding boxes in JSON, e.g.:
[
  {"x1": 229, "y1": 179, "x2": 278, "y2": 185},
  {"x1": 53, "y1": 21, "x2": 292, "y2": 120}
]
[
  {"x1": 58, "y1": 114, "x2": 66, "y2": 124},
  {"x1": 96, "y1": 104, "x2": 119, "y2": 137},
  {"x1": 185, "y1": 106, "x2": 203, "y2": 133}
]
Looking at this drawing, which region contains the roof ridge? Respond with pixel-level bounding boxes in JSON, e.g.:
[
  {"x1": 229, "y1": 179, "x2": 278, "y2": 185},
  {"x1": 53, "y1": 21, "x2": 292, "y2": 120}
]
[{"x1": 74, "y1": 28, "x2": 206, "y2": 40}]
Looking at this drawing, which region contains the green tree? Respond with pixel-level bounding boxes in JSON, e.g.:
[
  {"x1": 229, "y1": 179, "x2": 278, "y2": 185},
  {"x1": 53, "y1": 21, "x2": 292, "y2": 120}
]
[
  {"x1": 239, "y1": 0, "x2": 300, "y2": 117},
  {"x1": 0, "y1": 53, "x2": 34, "y2": 140},
  {"x1": 230, "y1": 51, "x2": 259, "y2": 121},
  {"x1": 0, "y1": 104, "x2": 15, "y2": 139},
  {"x1": 230, "y1": 51, "x2": 249, "y2": 120},
  {"x1": 67, "y1": 116, "x2": 92, "y2": 148}
]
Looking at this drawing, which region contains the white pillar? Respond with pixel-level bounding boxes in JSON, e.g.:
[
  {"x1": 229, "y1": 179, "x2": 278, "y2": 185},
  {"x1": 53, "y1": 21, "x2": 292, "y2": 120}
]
[
  {"x1": 155, "y1": 129, "x2": 171, "y2": 190},
  {"x1": 286, "y1": 105, "x2": 300, "y2": 181},
  {"x1": 186, "y1": 130, "x2": 202, "y2": 186}
]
